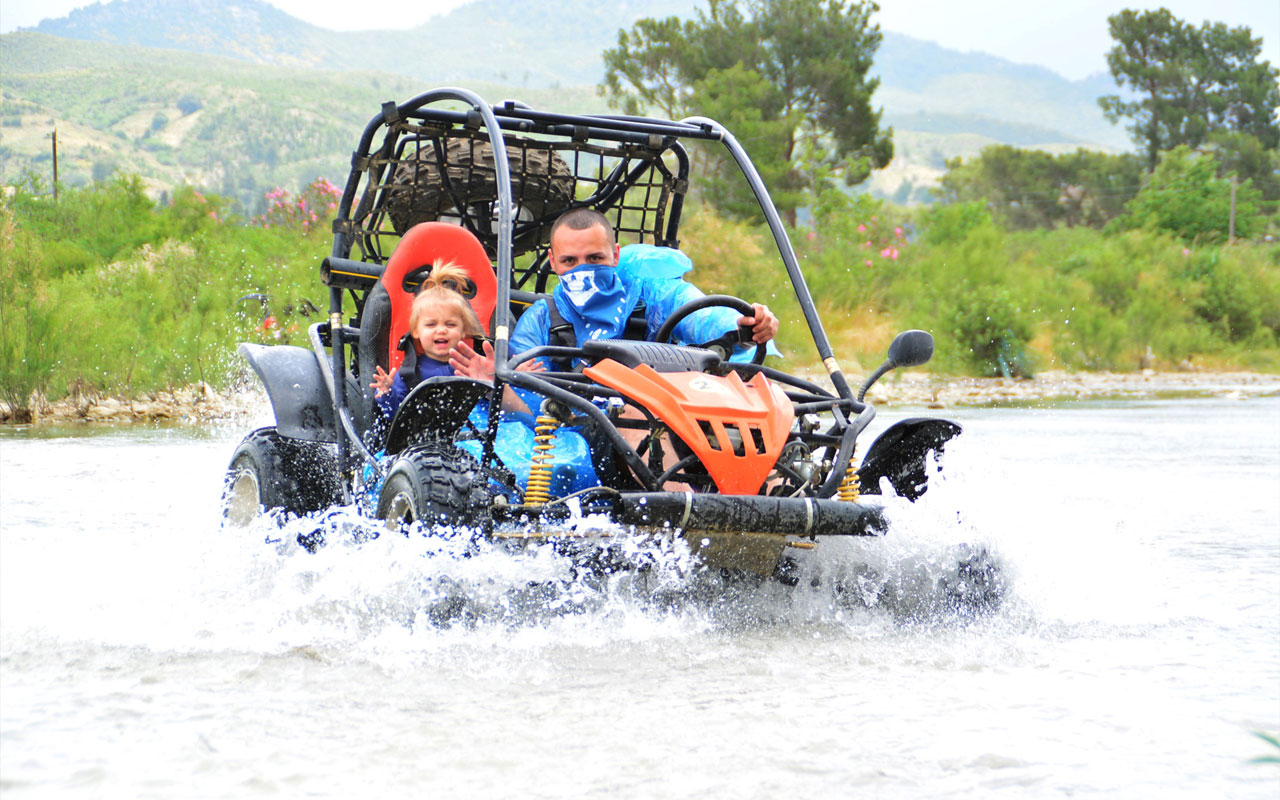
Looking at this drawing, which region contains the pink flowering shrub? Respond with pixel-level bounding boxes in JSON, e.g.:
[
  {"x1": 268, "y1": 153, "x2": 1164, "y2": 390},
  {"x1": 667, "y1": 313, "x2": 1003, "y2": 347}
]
[
  {"x1": 793, "y1": 188, "x2": 919, "y2": 315},
  {"x1": 808, "y1": 190, "x2": 911, "y2": 271},
  {"x1": 255, "y1": 178, "x2": 342, "y2": 235},
  {"x1": 167, "y1": 185, "x2": 229, "y2": 236}
]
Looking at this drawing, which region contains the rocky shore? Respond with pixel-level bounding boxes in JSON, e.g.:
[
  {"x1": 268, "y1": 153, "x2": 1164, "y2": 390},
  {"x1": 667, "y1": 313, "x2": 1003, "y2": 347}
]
[
  {"x1": 0, "y1": 382, "x2": 263, "y2": 426},
  {"x1": 3, "y1": 369, "x2": 1277, "y2": 426},
  {"x1": 855, "y1": 368, "x2": 1280, "y2": 408}
]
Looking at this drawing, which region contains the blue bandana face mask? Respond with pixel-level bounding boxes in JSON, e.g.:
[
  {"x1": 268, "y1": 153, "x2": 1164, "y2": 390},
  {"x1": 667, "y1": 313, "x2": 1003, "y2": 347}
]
[{"x1": 552, "y1": 263, "x2": 639, "y2": 343}]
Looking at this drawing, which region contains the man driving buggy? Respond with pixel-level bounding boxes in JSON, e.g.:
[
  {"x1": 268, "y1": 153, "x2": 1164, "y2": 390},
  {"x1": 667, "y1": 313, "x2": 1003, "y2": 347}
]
[
  {"x1": 450, "y1": 207, "x2": 779, "y2": 379},
  {"x1": 447, "y1": 207, "x2": 779, "y2": 495}
]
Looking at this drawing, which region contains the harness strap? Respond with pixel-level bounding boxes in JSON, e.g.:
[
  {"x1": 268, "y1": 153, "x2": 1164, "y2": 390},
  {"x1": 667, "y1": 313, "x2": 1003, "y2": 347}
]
[
  {"x1": 544, "y1": 297, "x2": 649, "y2": 350},
  {"x1": 545, "y1": 297, "x2": 576, "y2": 350},
  {"x1": 395, "y1": 332, "x2": 422, "y2": 390}
]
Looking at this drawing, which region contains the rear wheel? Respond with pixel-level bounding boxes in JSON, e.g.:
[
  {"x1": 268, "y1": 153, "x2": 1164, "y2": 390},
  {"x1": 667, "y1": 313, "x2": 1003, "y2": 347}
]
[
  {"x1": 222, "y1": 427, "x2": 341, "y2": 526},
  {"x1": 376, "y1": 441, "x2": 492, "y2": 531}
]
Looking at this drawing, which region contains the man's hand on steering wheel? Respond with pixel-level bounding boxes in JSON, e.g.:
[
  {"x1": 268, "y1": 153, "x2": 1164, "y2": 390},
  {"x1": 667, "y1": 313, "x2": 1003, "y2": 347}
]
[
  {"x1": 655, "y1": 295, "x2": 775, "y2": 365},
  {"x1": 737, "y1": 303, "x2": 778, "y2": 344}
]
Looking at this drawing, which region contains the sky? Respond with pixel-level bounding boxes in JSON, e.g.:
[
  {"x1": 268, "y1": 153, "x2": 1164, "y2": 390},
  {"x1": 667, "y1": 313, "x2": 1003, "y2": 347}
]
[{"x1": 0, "y1": 0, "x2": 1276, "y2": 82}]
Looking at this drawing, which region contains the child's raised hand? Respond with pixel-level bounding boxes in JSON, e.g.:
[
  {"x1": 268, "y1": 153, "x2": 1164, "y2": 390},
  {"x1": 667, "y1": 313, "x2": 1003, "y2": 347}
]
[
  {"x1": 450, "y1": 341, "x2": 546, "y2": 379},
  {"x1": 449, "y1": 340, "x2": 496, "y2": 381},
  {"x1": 370, "y1": 365, "x2": 394, "y2": 397}
]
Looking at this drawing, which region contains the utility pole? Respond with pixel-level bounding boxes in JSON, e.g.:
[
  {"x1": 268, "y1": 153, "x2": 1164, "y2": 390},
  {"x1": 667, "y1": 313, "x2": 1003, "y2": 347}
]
[
  {"x1": 1223, "y1": 171, "x2": 1233, "y2": 240},
  {"x1": 49, "y1": 128, "x2": 57, "y2": 200},
  {"x1": 1228, "y1": 174, "x2": 1237, "y2": 243}
]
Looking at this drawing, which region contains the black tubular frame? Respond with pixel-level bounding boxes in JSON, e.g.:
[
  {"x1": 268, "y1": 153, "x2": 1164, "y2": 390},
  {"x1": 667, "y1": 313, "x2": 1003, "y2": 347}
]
[{"x1": 322, "y1": 88, "x2": 868, "y2": 498}]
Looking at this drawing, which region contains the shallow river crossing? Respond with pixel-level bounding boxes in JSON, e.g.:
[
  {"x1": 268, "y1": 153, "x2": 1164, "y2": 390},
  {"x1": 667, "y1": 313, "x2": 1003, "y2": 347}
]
[{"x1": 1, "y1": 393, "x2": 1278, "y2": 798}]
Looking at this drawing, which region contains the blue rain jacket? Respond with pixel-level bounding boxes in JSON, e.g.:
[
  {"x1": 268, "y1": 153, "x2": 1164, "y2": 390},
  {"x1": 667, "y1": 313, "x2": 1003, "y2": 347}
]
[
  {"x1": 376, "y1": 356, "x2": 453, "y2": 419},
  {"x1": 492, "y1": 245, "x2": 780, "y2": 496},
  {"x1": 511, "y1": 244, "x2": 778, "y2": 371},
  {"x1": 456, "y1": 404, "x2": 600, "y2": 497}
]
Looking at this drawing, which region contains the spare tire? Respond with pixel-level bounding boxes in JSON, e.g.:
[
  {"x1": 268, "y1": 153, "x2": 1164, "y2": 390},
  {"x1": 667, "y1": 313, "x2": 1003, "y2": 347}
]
[{"x1": 385, "y1": 137, "x2": 573, "y2": 255}]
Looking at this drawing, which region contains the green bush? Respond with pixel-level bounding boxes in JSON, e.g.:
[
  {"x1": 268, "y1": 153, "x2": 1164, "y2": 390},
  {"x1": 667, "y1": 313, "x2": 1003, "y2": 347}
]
[
  {"x1": 1198, "y1": 257, "x2": 1262, "y2": 341},
  {"x1": 2, "y1": 173, "x2": 1278, "y2": 415},
  {"x1": 1119, "y1": 146, "x2": 1262, "y2": 243},
  {"x1": 10, "y1": 173, "x2": 166, "y2": 263},
  {"x1": 946, "y1": 284, "x2": 1035, "y2": 377},
  {"x1": 0, "y1": 205, "x2": 61, "y2": 418},
  {"x1": 0, "y1": 178, "x2": 331, "y2": 403},
  {"x1": 802, "y1": 190, "x2": 912, "y2": 312},
  {"x1": 918, "y1": 200, "x2": 994, "y2": 246},
  {"x1": 1052, "y1": 296, "x2": 1131, "y2": 370}
]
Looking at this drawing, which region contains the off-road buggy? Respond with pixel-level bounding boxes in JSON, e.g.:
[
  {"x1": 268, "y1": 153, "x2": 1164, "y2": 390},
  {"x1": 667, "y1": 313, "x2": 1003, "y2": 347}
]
[{"x1": 222, "y1": 87, "x2": 962, "y2": 578}]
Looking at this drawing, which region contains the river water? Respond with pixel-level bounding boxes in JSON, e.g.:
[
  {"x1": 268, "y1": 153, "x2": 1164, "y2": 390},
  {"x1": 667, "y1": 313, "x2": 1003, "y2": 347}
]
[{"x1": 1, "y1": 394, "x2": 1277, "y2": 798}]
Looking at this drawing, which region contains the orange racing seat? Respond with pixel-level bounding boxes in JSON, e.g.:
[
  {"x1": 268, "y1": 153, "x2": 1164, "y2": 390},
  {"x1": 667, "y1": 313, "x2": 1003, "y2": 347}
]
[{"x1": 379, "y1": 222, "x2": 496, "y2": 372}]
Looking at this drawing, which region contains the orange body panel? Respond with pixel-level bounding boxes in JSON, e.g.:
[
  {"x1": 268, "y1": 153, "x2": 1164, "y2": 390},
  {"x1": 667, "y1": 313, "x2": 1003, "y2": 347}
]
[{"x1": 583, "y1": 360, "x2": 795, "y2": 495}]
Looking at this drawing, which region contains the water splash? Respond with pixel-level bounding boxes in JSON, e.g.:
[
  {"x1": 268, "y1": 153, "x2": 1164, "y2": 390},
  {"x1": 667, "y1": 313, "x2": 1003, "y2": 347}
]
[
  {"x1": 1, "y1": 413, "x2": 1182, "y2": 663},
  {"x1": 207, "y1": 446, "x2": 1013, "y2": 655}
]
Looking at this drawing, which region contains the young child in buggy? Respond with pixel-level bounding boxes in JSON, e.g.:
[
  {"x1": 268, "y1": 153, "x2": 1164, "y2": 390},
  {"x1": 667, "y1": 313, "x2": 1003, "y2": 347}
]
[
  {"x1": 367, "y1": 260, "x2": 597, "y2": 498},
  {"x1": 370, "y1": 260, "x2": 490, "y2": 417}
]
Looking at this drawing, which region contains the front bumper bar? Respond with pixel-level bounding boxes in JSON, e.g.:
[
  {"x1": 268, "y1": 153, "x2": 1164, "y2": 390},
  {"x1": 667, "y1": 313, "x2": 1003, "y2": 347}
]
[{"x1": 610, "y1": 492, "x2": 887, "y2": 538}]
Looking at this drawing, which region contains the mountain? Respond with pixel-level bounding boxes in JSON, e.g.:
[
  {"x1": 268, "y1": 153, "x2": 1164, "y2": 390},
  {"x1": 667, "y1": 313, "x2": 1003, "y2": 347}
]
[
  {"x1": 30, "y1": 0, "x2": 343, "y2": 67},
  {"x1": 4, "y1": 0, "x2": 1135, "y2": 207},
  {"x1": 29, "y1": 0, "x2": 1128, "y2": 145},
  {"x1": 874, "y1": 34, "x2": 1126, "y2": 150},
  {"x1": 0, "y1": 32, "x2": 601, "y2": 209},
  {"x1": 31, "y1": 0, "x2": 694, "y2": 87}
]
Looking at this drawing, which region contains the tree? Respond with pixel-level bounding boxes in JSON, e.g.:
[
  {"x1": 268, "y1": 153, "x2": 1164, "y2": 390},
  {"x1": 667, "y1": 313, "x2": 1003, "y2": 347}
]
[
  {"x1": 1120, "y1": 146, "x2": 1261, "y2": 243},
  {"x1": 1099, "y1": 9, "x2": 1280, "y2": 171},
  {"x1": 939, "y1": 145, "x2": 1143, "y2": 230},
  {"x1": 1204, "y1": 130, "x2": 1280, "y2": 214},
  {"x1": 601, "y1": 0, "x2": 892, "y2": 224},
  {"x1": 176, "y1": 95, "x2": 203, "y2": 116},
  {"x1": 685, "y1": 64, "x2": 808, "y2": 220}
]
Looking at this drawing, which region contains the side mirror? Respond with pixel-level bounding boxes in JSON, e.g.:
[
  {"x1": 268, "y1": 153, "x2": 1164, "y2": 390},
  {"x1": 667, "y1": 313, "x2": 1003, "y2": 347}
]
[
  {"x1": 887, "y1": 329, "x2": 934, "y2": 368},
  {"x1": 858, "y1": 329, "x2": 935, "y2": 401}
]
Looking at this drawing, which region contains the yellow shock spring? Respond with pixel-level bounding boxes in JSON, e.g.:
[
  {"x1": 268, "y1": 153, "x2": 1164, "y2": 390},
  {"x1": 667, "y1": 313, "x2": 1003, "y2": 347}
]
[
  {"x1": 525, "y1": 413, "x2": 560, "y2": 506},
  {"x1": 837, "y1": 446, "x2": 861, "y2": 502}
]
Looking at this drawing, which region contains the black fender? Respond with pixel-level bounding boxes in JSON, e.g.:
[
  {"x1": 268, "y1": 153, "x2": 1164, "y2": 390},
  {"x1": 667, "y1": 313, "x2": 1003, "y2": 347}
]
[
  {"x1": 384, "y1": 377, "x2": 492, "y2": 455},
  {"x1": 239, "y1": 343, "x2": 344, "y2": 443},
  {"x1": 858, "y1": 417, "x2": 962, "y2": 500}
]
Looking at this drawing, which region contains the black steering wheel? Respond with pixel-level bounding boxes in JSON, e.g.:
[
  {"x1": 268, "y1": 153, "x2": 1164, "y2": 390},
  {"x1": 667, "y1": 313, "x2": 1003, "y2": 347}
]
[{"x1": 653, "y1": 294, "x2": 767, "y2": 365}]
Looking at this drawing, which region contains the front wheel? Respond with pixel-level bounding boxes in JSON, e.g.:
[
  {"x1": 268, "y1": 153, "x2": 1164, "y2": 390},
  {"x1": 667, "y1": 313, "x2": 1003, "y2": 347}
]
[
  {"x1": 376, "y1": 441, "x2": 492, "y2": 532},
  {"x1": 222, "y1": 427, "x2": 341, "y2": 526}
]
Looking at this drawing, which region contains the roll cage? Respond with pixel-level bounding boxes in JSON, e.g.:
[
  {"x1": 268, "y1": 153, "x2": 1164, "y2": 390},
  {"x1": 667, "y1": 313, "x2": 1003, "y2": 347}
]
[{"x1": 315, "y1": 87, "x2": 872, "y2": 505}]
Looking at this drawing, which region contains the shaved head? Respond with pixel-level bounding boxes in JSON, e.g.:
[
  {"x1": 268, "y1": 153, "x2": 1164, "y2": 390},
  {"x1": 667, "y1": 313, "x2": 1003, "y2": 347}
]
[{"x1": 549, "y1": 208, "x2": 615, "y2": 249}]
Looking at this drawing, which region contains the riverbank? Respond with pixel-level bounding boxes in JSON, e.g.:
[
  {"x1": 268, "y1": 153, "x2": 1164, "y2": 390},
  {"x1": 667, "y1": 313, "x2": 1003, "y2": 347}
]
[
  {"x1": 0, "y1": 382, "x2": 262, "y2": 426},
  {"x1": 856, "y1": 368, "x2": 1280, "y2": 408},
  {"x1": 3, "y1": 369, "x2": 1278, "y2": 426}
]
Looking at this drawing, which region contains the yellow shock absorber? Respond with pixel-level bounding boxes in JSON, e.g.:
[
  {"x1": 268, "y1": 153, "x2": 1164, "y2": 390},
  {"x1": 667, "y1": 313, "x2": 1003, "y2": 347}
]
[
  {"x1": 837, "y1": 446, "x2": 861, "y2": 502},
  {"x1": 525, "y1": 413, "x2": 560, "y2": 506}
]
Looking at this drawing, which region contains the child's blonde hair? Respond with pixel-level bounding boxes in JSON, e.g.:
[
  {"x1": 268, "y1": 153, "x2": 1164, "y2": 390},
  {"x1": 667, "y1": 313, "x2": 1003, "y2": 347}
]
[{"x1": 409, "y1": 259, "x2": 485, "y2": 339}]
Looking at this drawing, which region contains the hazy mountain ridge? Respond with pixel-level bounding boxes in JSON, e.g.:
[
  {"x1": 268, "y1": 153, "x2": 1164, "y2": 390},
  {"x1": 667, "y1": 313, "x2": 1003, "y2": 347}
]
[
  {"x1": 0, "y1": 32, "x2": 603, "y2": 208},
  {"x1": 27, "y1": 0, "x2": 1126, "y2": 145},
  {"x1": 33, "y1": 0, "x2": 347, "y2": 67},
  {"x1": 873, "y1": 34, "x2": 1126, "y2": 150},
  {"x1": 4, "y1": 0, "x2": 1135, "y2": 207},
  {"x1": 32, "y1": 0, "x2": 695, "y2": 86}
]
